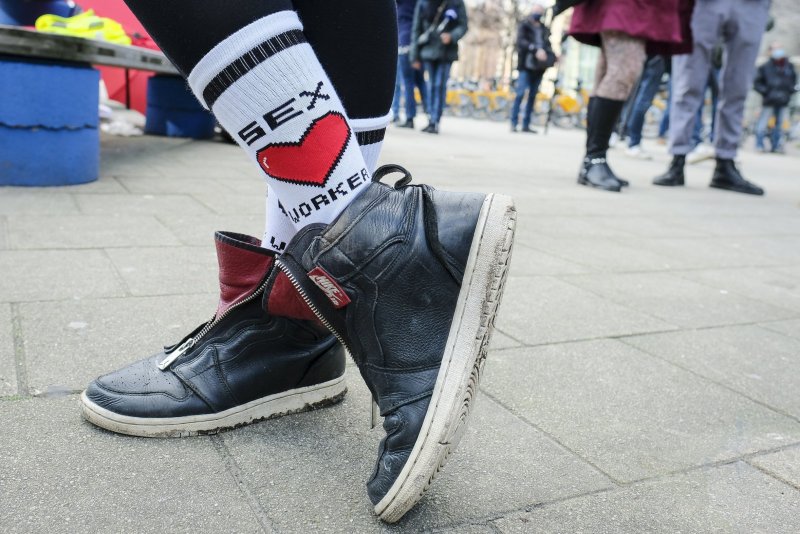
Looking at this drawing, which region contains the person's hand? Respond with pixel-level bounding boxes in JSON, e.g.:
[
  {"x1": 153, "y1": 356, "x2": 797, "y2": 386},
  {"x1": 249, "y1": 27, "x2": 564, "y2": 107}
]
[
  {"x1": 440, "y1": 32, "x2": 452, "y2": 45},
  {"x1": 412, "y1": 61, "x2": 422, "y2": 70},
  {"x1": 535, "y1": 49, "x2": 547, "y2": 62}
]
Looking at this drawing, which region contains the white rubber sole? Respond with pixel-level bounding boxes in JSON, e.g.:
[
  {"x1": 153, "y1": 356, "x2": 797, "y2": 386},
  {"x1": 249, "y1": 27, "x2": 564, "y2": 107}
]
[
  {"x1": 374, "y1": 193, "x2": 516, "y2": 523},
  {"x1": 80, "y1": 376, "x2": 347, "y2": 438}
]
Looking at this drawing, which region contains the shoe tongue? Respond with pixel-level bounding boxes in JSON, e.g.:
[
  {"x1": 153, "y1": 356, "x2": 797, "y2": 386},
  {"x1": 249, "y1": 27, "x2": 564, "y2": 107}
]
[{"x1": 214, "y1": 232, "x2": 274, "y2": 316}]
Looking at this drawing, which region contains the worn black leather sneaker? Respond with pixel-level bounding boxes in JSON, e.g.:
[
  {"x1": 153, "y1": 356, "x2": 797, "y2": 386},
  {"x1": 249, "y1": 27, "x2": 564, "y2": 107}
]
[
  {"x1": 273, "y1": 166, "x2": 516, "y2": 522},
  {"x1": 80, "y1": 232, "x2": 347, "y2": 438}
]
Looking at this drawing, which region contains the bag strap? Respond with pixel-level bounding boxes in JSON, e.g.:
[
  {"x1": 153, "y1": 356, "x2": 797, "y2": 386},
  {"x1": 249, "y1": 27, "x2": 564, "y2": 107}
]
[{"x1": 430, "y1": 0, "x2": 449, "y2": 29}]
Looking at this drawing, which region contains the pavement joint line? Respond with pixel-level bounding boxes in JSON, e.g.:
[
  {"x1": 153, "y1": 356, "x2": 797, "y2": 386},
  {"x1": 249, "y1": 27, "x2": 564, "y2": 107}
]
[
  {"x1": 482, "y1": 448, "x2": 800, "y2": 526},
  {"x1": 744, "y1": 442, "x2": 800, "y2": 491},
  {"x1": 478, "y1": 388, "x2": 622, "y2": 486},
  {"x1": 615, "y1": 442, "x2": 800, "y2": 489},
  {"x1": 10, "y1": 302, "x2": 29, "y2": 397},
  {"x1": 101, "y1": 248, "x2": 134, "y2": 298},
  {"x1": 555, "y1": 272, "x2": 799, "y2": 330},
  {"x1": 486, "y1": 328, "x2": 685, "y2": 353},
  {"x1": 491, "y1": 327, "x2": 526, "y2": 347},
  {"x1": 616, "y1": 337, "x2": 800, "y2": 425},
  {"x1": 210, "y1": 434, "x2": 278, "y2": 534}
]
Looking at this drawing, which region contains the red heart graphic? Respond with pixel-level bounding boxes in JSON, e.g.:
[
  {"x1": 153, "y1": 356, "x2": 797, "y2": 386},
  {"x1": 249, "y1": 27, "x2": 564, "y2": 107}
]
[{"x1": 256, "y1": 111, "x2": 351, "y2": 187}]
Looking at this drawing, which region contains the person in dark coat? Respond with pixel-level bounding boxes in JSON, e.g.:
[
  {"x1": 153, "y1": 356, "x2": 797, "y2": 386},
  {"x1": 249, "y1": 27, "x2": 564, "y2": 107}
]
[
  {"x1": 754, "y1": 42, "x2": 797, "y2": 153},
  {"x1": 393, "y1": 0, "x2": 427, "y2": 129},
  {"x1": 410, "y1": 0, "x2": 468, "y2": 134},
  {"x1": 510, "y1": 4, "x2": 554, "y2": 133},
  {"x1": 569, "y1": 0, "x2": 693, "y2": 192}
]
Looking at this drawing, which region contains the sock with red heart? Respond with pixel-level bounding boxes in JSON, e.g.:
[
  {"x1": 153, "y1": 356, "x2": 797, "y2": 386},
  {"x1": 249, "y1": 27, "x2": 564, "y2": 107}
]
[
  {"x1": 261, "y1": 114, "x2": 389, "y2": 253},
  {"x1": 188, "y1": 11, "x2": 371, "y2": 231}
]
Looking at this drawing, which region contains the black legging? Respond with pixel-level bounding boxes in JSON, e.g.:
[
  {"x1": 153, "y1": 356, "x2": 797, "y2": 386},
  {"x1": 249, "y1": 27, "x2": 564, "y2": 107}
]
[{"x1": 124, "y1": 0, "x2": 397, "y2": 120}]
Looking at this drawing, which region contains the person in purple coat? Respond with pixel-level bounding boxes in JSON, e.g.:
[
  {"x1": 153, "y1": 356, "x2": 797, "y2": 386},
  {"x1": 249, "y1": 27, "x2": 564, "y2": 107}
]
[{"x1": 569, "y1": 0, "x2": 693, "y2": 192}]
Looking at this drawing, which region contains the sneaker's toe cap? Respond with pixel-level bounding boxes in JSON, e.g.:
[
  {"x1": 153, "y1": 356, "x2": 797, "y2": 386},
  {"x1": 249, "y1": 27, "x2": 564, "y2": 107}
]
[{"x1": 84, "y1": 354, "x2": 206, "y2": 418}]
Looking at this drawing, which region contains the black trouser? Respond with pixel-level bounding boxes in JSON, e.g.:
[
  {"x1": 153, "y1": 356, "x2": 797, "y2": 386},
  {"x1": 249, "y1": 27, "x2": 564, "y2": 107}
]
[{"x1": 123, "y1": 0, "x2": 397, "y2": 120}]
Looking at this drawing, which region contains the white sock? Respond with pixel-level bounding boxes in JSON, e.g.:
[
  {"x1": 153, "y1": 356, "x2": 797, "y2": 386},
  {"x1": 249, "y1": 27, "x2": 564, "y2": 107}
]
[
  {"x1": 262, "y1": 114, "x2": 390, "y2": 253},
  {"x1": 188, "y1": 12, "x2": 370, "y2": 231}
]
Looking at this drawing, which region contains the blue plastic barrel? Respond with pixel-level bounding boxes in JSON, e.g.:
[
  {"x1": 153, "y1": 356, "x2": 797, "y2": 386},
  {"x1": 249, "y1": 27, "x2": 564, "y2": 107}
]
[
  {"x1": 0, "y1": 57, "x2": 99, "y2": 186},
  {"x1": 145, "y1": 75, "x2": 216, "y2": 139}
]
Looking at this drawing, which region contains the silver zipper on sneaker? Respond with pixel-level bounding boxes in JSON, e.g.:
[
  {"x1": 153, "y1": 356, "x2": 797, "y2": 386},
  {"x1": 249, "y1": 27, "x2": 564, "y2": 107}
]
[
  {"x1": 275, "y1": 260, "x2": 380, "y2": 427},
  {"x1": 157, "y1": 279, "x2": 270, "y2": 371},
  {"x1": 275, "y1": 259, "x2": 351, "y2": 355}
]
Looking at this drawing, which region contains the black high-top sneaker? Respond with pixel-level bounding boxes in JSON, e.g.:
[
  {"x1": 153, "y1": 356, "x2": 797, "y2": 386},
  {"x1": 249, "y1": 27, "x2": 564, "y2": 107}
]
[
  {"x1": 80, "y1": 232, "x2": 347, "y2": 438},
  {"x1": 273, "y1": 166, "x2": 516, "y2": 522},
  {"x1": 710, "y1": 158, "x2": 764, "y2": 196},
  {"x1": 653, "y1": 155, "x2": 686, "y2": 187}
]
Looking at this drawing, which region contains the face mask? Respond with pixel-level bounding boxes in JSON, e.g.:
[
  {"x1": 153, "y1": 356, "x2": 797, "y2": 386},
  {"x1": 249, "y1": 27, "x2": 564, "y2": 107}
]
[
  {"x1": 771, "y1": 49, "x2": 786, "y2": 60},
  {"x1": 532, "y1": 14, "x2": 543, "y2": 22}
]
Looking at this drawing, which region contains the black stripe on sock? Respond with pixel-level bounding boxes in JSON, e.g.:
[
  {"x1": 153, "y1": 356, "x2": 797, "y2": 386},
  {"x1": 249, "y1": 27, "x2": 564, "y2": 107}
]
[
  {"x1": 356, "y1": 128, "x2": 386, "y2": 146},
  {"x1": 202, "y1": 29, "x2": 307, "y2": 108}
]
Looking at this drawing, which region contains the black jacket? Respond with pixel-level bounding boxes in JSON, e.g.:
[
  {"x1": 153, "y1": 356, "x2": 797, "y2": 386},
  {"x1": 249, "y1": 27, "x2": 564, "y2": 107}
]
[
  {"x1": 410, "y1": 0, "x2": 468, "y2": 63},
  {"x1": 516, "y1": 18, "x2": 553, "y2": 72},
  {"x1": 754, "y1": 59, "x2": 797, "y2": 107}
]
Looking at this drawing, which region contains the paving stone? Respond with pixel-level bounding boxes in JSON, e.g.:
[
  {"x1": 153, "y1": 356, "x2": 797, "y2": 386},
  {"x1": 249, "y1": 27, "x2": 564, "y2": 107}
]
[
  {"x1": 41, "y1": 175, "x2": 128, "y2": 194},
  {"x1": 105, "y1": 246, "x2": 218, "y2": 296},
  {"x1": 592, "y1": 215, "x2": 710, "y2": 238},
  {"x1": 0, "y1": 216, "x2": 7, "y2": 249},
  {"x1": 517, "y1": 235, "x2": 672, "y2": 272},
  {"x1": 74, "y1": 193, "x2": 212, "y2": 216},
  {"x1": 223, "y1": 377, "x2": 612, "y2": 532},
  {"x1": 495, "y1": 277, "x2": 672, "y2": 345},
  {"x1": 630, "y1": 236, "x2": 778, "y2": 270},
  {"x1": 117, "y1": 175, "x2": 241, "y2": 196},
  {"x1": 625, "y1": 326, "x2": 800, "y2": 419},
  {"x1": 749, "y1": 445, "x2": 800, "y2": 489},
  {"x1": 0, "y1": 396, "x2": 263, "y2": 534},
  {"x1": 492, "y1": 462, "x2": 800, "y2": 533},
  {"x1": 508, "y1": 243, "x2": 594, "y2": 277},
  {"x1": 712, "y1": 236, "x2": 800, "y2": 265},
  {"x1": 517, "y1": 215, "x2": 632, "y2": 239},
  {"x1": 564, "y1": 272, "x2": 795, "y2": 328},
  {"x1": 18, "y1": 293, "x2": 216, "y2": 392},
  {"x1": 0, "y1": 250, "x2": 125, "y2": 302},
  {"x1": 675, "y1": 266, "x2": 800, "y2": 312},
  {"x1": 482, "y1": 340, "x2": 800, "y2": 482},
  {"x1": 0, "y1": 192, "x2": 78, "y2": 215},
  {"x1": 156, "y1": 213, "x2": 264, "y2": 247},
  {"x1": 489, "y1": 329, "x2": 523, "y2": 350},
  {"x1": 190, "y1": 193, "x2": 268, "y2": 215},
  {"x1": 0, "y1": 304, "x2": 16, "y2": 396},
  {"x1": 760, "y1": 319, "x2": 800, "y2": 340},
  {"x1": 673, "y1": 215, "x2": 800, "y2": 237},
  {"x1": 7, "y1": 215, "x2": 181, "y2": 249}
]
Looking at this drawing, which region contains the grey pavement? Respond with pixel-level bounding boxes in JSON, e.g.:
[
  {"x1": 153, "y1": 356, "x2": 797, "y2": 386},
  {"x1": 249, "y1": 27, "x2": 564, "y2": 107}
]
[{"x1": 1, "y1": 118, "x2": 800, "y2": 533}]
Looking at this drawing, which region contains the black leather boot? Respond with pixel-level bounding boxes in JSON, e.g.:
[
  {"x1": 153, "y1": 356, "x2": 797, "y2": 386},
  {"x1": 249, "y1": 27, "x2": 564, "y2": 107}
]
[
  {"x1": 710, "y1": 158, "x2": 764, "y2": 196},
  {"x1": 81, "y1": 232, "x2": 346, "y2": 437},
  {"x1": 397, "y1": 118, "x2": 414, "y2": 129},
  {"x1": 274, "y1": 166, "x2": 516, "y2": 522},
  {"x1": 579, "y1": 96, "x2": 625, "y2": 192},
  {"x1": 653, "y1": 155, "x2": 686, "y2": 186}
]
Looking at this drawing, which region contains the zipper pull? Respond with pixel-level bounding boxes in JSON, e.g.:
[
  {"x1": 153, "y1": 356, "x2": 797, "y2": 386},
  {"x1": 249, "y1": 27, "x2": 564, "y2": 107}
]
[{"x1": 157, "y1": 337, "x2": 195, "y2": 371}]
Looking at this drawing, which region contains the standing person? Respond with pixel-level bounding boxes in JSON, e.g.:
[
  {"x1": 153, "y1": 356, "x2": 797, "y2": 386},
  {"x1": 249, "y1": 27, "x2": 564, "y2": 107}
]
[
  {"x1": 510, "y1": 5, "x2": 553, "y2": 134},
  {"x1": 395, "y1": 0, "x2": 427, "y2": 129},
  {"x1": 625, "y1": 55, "x2": 667, "y2": 159},
  {"x1": 570, "y1": 0, "x2": 693, "y2": 192},
  {"x1": 754, "y1": 42, "x2": 797, "y2": 153},
  {"x1": 653, "y1": 0, "x2": 771, "y2": 195},
  {"x1": 78, "y1": 0, "x2": 515, "y2": 524},
  {"x1": 410, "y1": 0, "x2": 468, "y2": 134}
]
